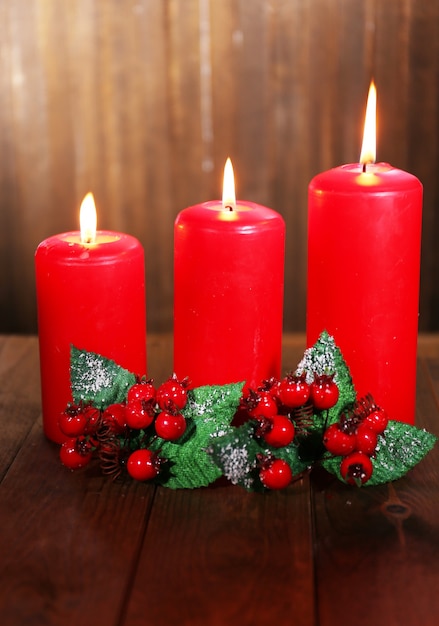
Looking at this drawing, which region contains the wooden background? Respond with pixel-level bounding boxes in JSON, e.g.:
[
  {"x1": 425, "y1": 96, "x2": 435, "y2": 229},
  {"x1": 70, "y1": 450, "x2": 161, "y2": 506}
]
[{"x1": 1, "y1": 0, "x2": 438, "y2": 335}]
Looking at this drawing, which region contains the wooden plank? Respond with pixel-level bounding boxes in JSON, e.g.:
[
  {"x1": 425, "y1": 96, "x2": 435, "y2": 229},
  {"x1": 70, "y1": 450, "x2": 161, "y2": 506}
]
[
  {"x1": 312, "y1": 357, "x2": 439, "y2": 626},
  {"x1": 417, "y1": 334, "x2": 439, "y2": 359},
  {"x1": 209, "y1": 0, "x2": 272, "y2": 201},
  {"x1": 1, "y1": 335, "x2": 439, "y2": 625},
  {"x1": 420, "y1": 356, "x2": 439, "y2": 421},
  {"x1": 1, "y1": 0, "x2": 439, "y2": 337},
  {"x1": 0, "y1": 418, "x2": 156, "y2": 626},
  {"x1": 0, "y1": 0, "x2": 17, "y2": 334},
  {"x1": 147, "y1": 332, "x2": 174, "y2": 383},
  {"x1": 282, "y1": 333, "x2": 306, "y2": 373},
  {"x1": 407, "y1": 3, "x2": 439, "y2": 333},
  {"x1": 123, "y1": 481, "x2": 315, "y2": 626},
  {"x1": 0, "y1": 335, "x2": 41, "y2": 479}
]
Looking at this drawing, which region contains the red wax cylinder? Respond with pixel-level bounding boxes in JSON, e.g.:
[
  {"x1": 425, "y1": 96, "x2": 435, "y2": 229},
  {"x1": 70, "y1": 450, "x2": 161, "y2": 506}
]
[
  {"x1": 174, "y1": 201, "x2": 285, "y2": 389},
  {"x1": 307, "y1": 163, "x2": 422, "y2": 424},
  {"x1": 35, "y1": 231, "x2": 147, "y2": 443}
]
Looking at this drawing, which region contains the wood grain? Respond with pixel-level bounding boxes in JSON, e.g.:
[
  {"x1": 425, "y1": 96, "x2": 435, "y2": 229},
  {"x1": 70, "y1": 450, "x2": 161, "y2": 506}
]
[
  {"x1": 1, "y1": 1, "x2": 439, "y2": 334},
  {"x1": 1, "y1": 334, "x2": 439, "y2": 625},
  {"x1": 0, "y1": 335, "x2": 41, "y2": 479},
  {"x1": 123, "y1": 481, "x2": 315, "y2": 626},
  {"x1": 0, "y1": 423, "x2": 156, "y2": 626}
]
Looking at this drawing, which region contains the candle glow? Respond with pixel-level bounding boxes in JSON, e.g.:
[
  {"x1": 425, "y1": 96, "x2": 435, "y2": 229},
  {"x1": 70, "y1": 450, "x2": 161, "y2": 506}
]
[
  {"x1": 222, "y1": 158, "x2": 236, "y2": 211},
  {"x1": 359, "y1": 81, "x2": 377, "y2": 165},
  {"x1": 80, "y1": 192, "x2": 97, "y2": 244}
]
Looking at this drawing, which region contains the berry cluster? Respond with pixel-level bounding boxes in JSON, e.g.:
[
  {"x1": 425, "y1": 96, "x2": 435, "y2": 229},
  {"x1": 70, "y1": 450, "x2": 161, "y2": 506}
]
[
  {"x1": 58, "y1": 375, "x2": 189, "y2": 480},
  {"x1": 243, "y1": 372, "x2": 339, "y2": 489},
  {"x1": 57, "y1": 335, "x2": 438, "y2": 492},
  {"x1": 58, "y1": 370, "x2": 391, "y2": 491},
  {"x1": 322, "y1": 394, "x2": 388, "y2": 485}
]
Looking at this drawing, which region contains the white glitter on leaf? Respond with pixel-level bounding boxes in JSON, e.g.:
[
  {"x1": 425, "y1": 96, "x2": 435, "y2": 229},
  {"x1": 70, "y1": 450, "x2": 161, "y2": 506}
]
[
  {"x1": 296, "y1": 331, "x2": 338, "y2": 383},
  {"x1": 70, "y1": 346, "x2": 136, "y2": 408}
]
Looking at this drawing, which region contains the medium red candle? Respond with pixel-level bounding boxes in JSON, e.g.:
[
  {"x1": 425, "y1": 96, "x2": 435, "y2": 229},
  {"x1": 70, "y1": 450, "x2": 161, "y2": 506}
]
[
  {"x1": 174, "y1": 159, "x2": 285, "y2": 389},
  {"x1": 35, "y1": 193, "x2": 147, "y2": 443},
  {"x1": 307, "y1": 83, "x2": 423, "y2": 424}
]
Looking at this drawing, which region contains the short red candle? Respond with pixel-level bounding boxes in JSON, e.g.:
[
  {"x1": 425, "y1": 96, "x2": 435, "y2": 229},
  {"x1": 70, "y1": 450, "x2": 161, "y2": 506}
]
[
  {"x1": 174, "y1": 200, "x2": 285, "y2": 389},
  {"x1": 35, "y1": 228, "x2": 147, "y2": 443},
  {"x1": 307, "y1": 162, "x2": 422, "y2": 424}
]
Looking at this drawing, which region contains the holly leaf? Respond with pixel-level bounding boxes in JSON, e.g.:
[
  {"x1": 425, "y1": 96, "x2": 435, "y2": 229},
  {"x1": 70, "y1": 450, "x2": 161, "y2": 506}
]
[
  {"x1": 150, "y1": 381, "x2": 244, "y2": 489},
  {"x1": 322, "y1": 420, "x2": 438, "y2": 486},
  {"x1": 70, "y1": 346, "x2": 136, "y2": 409},
  {"x1": 295, "y1": 330, "x2": 356, "y2": 430},
  {"x1": 207, "y1": 421, "x2": 309, "y2": 490},
  {"x1": 207, "y1": 422, "x2": 262, "y2": 490}
]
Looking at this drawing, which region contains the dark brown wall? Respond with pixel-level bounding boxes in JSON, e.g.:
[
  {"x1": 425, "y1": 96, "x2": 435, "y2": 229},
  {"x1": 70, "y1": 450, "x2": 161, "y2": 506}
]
[{"x1": 1, "y1": 0, "x2": 438, "y2": 334}]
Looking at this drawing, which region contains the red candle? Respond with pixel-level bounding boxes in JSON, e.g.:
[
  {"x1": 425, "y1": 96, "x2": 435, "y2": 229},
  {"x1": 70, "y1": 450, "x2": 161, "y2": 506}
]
[
  {"x1": 174, "y1": 159, "x2": 285, "y2": 389},
  {"x1": 307, "y1": 84, "x2": 422, "y2": 424},
  {"x1": 35, "y1": 193, "x2": 147, "y2": 443}
]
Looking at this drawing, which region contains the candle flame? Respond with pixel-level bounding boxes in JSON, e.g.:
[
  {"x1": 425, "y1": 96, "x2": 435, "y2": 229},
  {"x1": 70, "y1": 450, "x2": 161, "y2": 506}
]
[
  {"x1": 359, "y1": 81, "x2": 377, "y2": 165},
  {"x1": 80, "y1": 192, "x2": 97, "y2": 244},
  {"x1": 222, "y1": 158, "x2": 236, "y2": 211}
]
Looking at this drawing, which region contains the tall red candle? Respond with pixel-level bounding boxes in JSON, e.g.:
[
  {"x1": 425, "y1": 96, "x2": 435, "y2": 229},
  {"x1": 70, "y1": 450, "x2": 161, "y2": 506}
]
[
  {"x1": 307, "y1": 162, "x2": 422, "y2": 424},
  {"x1": 306, "y1": 84, "x2": 422, "y2": 424},
  {"x1": 35, "y1": 194, "x2": 147, "y2": 443},
  {"x1": 174, "y1": 160, "x2": 285, "y2": 389}
]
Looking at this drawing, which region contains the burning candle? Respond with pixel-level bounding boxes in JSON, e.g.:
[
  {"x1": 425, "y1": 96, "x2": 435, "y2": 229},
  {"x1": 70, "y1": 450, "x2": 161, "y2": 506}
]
[
  {"x1": 35, "y1": 193, "x2": 147, "y2": 443},
  {"x1": 174, "y1": 159, "x2": 285, "y2": 389},
  {"x1": 306, "y1": 83, "x2": 423, "y2": 424}
]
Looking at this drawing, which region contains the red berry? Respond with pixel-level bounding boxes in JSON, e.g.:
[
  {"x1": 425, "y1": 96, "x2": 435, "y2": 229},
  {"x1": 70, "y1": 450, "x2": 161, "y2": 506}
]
[
  {"x1": 102, "y1": 403, "x2": 127, "y2": 434},
  {"x1": 125, "y1": 399, "x2": 155, "y2": 430},
  {"x1": 82, "y1": 406, "x2": 101, "y2": 434},
  {"x1": 60, "y1": 437, "x2": 93, "y2": 470},
  {"x1": 127, "y1": 381, "x2": 156, "y2": 404},
  {"x1": 59, "y1": 406, "x2": 87, "y2": 437},
  {"x1": 247, "y1": 391, "x2": 278, "y2": 418},
  {"x1": 259, "y1": 458, "x2": 293, "y2": 490},
  {"x1": 278, "y1": 373, "x2": 310, "y2": 408},
  {"x1": 261, "y1": 377, "x2": 282, "y2": 400},
  {"x1": 340, "y1": 451, "x2": 373, "y2": 486},
  {"x1": 156, "y1": 377, "x2": 188, "y2": 411},
  {"x1": 311, "y1": 374, "x2": 339, "y2": 410},
  {"x1": 355, "y1": 423, "x2": 378, "y2": 456},
  {"x1": 262, "y1": 415, "x2": 295, "y2": 448},
  {"x1": 323, "y1": 423, "x2": 356, "y2": 456},
  {"x1": 127, "y1": 449, "x2": 161, "y2": 481},
  {"x1": 155, "y1": 411, "x2": 187, "y2": 441},
  {"x1": 363, "y1": 408, "x2": 388, "y2": 434}
]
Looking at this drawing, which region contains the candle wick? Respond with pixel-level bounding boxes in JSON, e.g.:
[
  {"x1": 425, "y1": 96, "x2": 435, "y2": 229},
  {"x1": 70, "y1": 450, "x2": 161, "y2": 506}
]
[
  {"x1": 362, "y1": 162, "x2": 367, "y2": 173},
  {"x1": 225, "y1": 205, "x2": 234, "y2": 211}
]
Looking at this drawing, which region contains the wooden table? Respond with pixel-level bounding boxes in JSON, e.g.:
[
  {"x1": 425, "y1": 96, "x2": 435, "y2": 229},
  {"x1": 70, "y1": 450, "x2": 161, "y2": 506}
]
[{"x1": 1, "y1": 333, "x2": 439, "y2": 626}]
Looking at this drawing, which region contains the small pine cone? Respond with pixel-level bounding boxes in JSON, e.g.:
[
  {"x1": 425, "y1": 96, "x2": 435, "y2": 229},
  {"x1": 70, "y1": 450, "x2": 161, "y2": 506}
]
[{"x1": 291, "y1": 403, "x2": 314, "y2": 436}]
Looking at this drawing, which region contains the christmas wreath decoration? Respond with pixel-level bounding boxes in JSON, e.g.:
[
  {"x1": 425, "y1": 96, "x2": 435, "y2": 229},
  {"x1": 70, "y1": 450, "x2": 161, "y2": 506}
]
[{"x1": 58, "y1": 331, "x2": 437, "y2": 491}]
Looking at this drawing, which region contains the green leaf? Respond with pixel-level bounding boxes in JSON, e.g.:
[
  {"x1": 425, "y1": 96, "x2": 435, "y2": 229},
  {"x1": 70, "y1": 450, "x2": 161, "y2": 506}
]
[
  {"x1": 207, "y1": 422, "x2": 262, "y2": 490},
  {"x1": 70, "y1": 346, "x2": 136, "y2": 409},
  {"x1": 295, "y1": 330, "x2": 356, "y2": 430},
  {"x1": 322, "y1": 420, "x2": 438, "y2": 486},
  {"x1": 150, "y1": 382, "x2": 244, "y2": 489},
  {"x1": 207, "y1": 421, "x2": 309, "y2": 490}
]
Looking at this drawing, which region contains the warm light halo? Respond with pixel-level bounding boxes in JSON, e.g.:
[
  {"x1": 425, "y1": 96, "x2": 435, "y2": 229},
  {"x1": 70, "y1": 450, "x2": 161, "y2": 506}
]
[
  {"x1": 80, "y1": 192, "x2": 97, "y2": 244},
  {"x1": 222, "y1": 157, "x2": 236, "y2": 211},
  {"x1": 359, "y1": 81, "x2": 377, "y2": 165}
]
